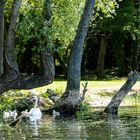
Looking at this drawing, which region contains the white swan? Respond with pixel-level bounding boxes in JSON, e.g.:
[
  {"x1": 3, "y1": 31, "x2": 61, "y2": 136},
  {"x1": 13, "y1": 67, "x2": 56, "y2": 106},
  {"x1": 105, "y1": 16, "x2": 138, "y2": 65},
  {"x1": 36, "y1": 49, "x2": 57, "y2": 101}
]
[
  {"x1": 3, "y1": 110, "x2": 18, "y2": 120},
  {"x1": 52, "y1": 110, "x2": 60, "y2": 117},
  {"x1": 29, "y1": 96, "x2": 42, "y2": 121}
]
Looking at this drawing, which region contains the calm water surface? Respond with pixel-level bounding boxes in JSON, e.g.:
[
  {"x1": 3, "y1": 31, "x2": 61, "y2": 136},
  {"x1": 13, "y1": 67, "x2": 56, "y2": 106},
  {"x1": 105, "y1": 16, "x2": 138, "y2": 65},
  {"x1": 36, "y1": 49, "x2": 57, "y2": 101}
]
[{"x1": 1, "y1": 107, "x2": 140, "y2": 140}]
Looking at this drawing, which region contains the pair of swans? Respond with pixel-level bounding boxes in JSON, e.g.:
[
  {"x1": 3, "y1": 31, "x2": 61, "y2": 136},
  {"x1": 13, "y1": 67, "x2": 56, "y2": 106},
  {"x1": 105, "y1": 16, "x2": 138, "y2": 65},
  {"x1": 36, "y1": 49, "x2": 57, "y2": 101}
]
[
  {"x1": 4, "y1": 96, "x2": 42, "y2": 121},
  {"x1": 9, "y1": 96, "x2": 42, "y2": 127},
  {"x1": 26, "y1": 96, "x2": 60, "y2": 118}
]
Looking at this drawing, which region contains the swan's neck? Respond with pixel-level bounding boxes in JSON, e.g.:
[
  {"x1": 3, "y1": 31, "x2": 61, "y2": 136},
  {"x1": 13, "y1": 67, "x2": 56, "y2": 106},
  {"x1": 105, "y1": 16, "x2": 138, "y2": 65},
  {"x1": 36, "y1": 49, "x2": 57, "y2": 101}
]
[{"x1": 34, "y1": 97, "x2": 38, "y2": 108}]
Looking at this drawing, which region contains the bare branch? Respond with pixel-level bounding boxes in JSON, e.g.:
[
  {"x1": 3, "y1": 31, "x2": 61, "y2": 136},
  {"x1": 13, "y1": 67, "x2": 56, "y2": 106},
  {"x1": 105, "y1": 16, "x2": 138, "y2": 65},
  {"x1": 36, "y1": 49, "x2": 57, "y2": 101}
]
[{"x1": 81, "y1": 82, "x2": 88, "y2": 102}]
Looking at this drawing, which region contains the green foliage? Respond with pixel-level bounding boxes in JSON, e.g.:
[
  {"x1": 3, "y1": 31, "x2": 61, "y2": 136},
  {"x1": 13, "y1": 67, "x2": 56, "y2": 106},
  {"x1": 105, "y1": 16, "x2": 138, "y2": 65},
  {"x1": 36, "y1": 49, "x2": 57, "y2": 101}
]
[
  {"x1": 17, "y1": 0, "x2": 85, "y2": 47},
  {"x1": 51, "y1": 0, "x2": 85, "y2": 45},
  {"x1": 0, "y1": 90, "x2": 29, "y2": 112},
  {"x1": 14, "y1": 0, "x2": 87, "y2": 73},
  {"x1": 0, "y1": 95, "x2": 13, "y2": 111},
  {"x1": 95, "y1": 0, "x2": 123, "y2": 18}
]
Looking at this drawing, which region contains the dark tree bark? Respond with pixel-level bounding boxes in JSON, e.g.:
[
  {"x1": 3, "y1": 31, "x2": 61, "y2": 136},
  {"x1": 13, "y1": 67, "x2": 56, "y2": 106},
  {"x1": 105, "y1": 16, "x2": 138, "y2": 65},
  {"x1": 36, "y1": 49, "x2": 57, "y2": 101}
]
[
  {"x1": 97, "y1": 34, "x2": 110, "y2": 79},
  {"x1": 104, "y1": 71, "x2": 139, "y2": 114},
  {"x1": 0, "y1": 0, "x2": 54, "y2": 94},
  {"x1": 132, "y1": 0, "x2": 140, "y2": 71},
  {"x1": 1, "y1": 0, "x2": 21, "y2": 84},
  {"x1": 40, "y1": 48, "x2": 55, "y2": 82},
  {"x1": 40, "y1": 0, "x2": 55, "y2": 82},
  {"x1": 55, "y1": 0, "x2": 95, "y2": 115},
  {"x1": 0, "y1": 0, "x2": 5, "y2": 76}
]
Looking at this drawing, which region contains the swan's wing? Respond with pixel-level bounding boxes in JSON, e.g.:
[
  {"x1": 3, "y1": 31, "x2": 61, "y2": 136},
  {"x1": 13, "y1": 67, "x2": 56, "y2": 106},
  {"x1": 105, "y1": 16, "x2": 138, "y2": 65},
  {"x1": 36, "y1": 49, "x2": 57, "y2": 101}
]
[
  {"x1": 29, "y1": 108, "x2": 35, "y2": 115},
  {"x1": 29, "y1": 108, "x2": 42, "y2": 116}
]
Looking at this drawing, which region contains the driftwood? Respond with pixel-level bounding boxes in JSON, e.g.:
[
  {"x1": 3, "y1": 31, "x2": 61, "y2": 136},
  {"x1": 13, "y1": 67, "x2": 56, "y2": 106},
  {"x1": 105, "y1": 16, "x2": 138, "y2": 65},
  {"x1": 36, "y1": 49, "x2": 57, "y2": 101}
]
[
  {"x1": 104, "y1": 71, "x2": 139, "y2": 114},
  {"x1": 11, "y1": 95, "x2": 55, "y2": 113}
]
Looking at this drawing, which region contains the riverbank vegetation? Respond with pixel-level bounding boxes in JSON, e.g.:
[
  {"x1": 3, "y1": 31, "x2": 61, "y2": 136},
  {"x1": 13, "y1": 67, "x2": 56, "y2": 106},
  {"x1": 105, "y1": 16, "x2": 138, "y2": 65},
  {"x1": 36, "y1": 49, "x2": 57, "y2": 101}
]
[{"x1": 0, "y1": 0, "x2": 140, "y2": 116}]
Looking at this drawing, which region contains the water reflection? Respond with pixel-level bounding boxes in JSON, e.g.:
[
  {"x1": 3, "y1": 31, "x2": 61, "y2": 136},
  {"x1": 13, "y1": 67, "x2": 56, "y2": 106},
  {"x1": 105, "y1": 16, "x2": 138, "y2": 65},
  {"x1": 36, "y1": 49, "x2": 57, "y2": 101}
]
[
  {"x1": 106, "y1": 114, "x2": 135, "y2": 140},
  {"x1": 0, "y1": 107, "x2": 140, "y2": 139}
]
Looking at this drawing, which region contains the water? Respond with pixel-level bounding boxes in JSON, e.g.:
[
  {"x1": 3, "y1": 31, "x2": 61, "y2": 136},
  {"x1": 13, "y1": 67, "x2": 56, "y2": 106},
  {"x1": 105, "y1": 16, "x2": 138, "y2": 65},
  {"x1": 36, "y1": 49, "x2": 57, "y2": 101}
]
[{"x1": 1, "y1": 107, "x2": 140, "y2": 140}]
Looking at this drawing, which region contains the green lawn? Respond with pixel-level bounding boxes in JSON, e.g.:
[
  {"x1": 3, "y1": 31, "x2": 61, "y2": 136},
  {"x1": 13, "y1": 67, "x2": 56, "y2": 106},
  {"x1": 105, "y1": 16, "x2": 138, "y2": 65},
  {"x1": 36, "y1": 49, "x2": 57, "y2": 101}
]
[{"x1": 36, "y1": 79, "x2": 140, "y2": 94}]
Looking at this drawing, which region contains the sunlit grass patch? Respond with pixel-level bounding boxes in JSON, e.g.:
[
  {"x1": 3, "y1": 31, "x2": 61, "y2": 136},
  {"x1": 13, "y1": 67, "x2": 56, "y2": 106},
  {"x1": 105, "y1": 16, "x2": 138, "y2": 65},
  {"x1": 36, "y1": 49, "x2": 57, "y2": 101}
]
[
  {"x1": 35, "y1": 78, "x2": 140, "y2": 95},
  {"x1": 0, "y1": 78, "x2": 139, "y2": 111}
]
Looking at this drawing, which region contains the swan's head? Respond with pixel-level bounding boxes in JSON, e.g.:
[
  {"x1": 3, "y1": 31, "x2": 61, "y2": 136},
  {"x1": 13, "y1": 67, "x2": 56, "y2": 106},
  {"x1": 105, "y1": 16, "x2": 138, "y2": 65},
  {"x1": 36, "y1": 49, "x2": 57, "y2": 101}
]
[
  {"x1": 30, "y1": 96, "x2": 40, "y2": 108},
  {"x1": 30, "y1": 96, "x2": 38, "y2": 103}
]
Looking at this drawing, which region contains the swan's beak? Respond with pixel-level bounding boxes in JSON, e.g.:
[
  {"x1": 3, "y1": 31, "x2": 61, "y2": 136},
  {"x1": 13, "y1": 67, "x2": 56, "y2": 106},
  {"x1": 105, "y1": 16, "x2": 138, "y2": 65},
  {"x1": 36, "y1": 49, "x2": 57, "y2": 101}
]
[{"x1": 30, "y1": 96, "x2": 36, "y2": 103}]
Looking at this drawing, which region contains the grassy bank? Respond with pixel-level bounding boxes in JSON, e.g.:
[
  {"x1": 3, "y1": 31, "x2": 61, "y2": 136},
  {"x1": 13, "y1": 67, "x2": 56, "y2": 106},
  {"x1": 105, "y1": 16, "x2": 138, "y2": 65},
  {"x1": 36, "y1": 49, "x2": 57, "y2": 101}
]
[
  {"x1": 0, "y1": 79, "x2": 139, "y2": 111},
  {"x1": 36, "y1": 78, "x2": 140, "y2": 94}
]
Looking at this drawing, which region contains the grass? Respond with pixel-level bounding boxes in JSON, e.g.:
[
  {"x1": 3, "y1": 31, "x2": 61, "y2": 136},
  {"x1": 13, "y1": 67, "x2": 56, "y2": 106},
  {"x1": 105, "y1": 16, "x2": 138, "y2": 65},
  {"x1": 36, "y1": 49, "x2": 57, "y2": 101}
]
[
  {"x1": 0, "y1": 78, "x2": 139, "y2": 111},
  {"x1": 35, "y1": 78, "x2": 140, "y2": 94}
]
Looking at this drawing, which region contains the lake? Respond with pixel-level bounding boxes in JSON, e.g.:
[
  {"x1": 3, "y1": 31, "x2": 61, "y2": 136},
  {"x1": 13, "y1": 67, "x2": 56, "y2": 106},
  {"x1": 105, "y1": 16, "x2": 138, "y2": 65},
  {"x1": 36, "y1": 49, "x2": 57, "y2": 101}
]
[{"x1": 1, "y1": 106, "x2": 140, "y2": 140}]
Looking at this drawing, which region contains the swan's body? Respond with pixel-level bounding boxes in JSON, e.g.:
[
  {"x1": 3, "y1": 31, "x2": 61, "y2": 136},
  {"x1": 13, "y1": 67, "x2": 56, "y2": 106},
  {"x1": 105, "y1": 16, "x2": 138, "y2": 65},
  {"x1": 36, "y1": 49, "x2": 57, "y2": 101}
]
[
  {"x1": 29, "y1": 108, "x2": 42, "y2": 116},
  {"x1": 3, "y1": 111, "x2": 10, "y2": 119},
  {"x1": 29, "y1": 96, "x2": 42, "y2": 121},
  {"x1": 52, "y1": 110, "x2": 60, "y2": 117},
  {"x1": 3, "y1": 110, "x2": 18, "y2": 120}
]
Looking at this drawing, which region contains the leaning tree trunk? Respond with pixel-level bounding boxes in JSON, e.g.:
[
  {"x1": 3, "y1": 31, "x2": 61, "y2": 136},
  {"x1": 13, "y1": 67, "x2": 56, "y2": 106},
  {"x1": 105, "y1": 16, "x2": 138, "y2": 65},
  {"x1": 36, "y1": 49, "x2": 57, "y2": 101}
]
[
  {"x1": 0, "y1": 0, "x2": 21, "y2": 85},
  {"x1": 104, "y1": 71, "x2": 139, "y2": 114},
  {"x1": 0, "y1": 0, "x2": 5, "y2": 76},
  {"x1": 1, "y1": 0, "x2": 21, "y2": 84},
  {"x1": 55, "y1": 0, "x2": 95, "y2": 116},
  {"x1": 97, "y1": 34, "x2": 109, "y2": 79},
  {"x1": 0, "y1": 0, "x2": 55, "y2": 94}
]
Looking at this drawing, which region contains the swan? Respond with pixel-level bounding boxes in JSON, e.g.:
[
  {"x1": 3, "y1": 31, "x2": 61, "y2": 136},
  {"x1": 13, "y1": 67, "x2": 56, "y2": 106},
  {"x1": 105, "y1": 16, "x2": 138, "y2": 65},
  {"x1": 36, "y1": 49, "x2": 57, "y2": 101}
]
[
  {"x1": 29, "y1": 96, "x2": 42, "y2": 121},
  {"x1": 3, "y1": 110, "x2": 18, "y2": 120},
  {"x1": 52, "y1": 110, "x2": 60, "y2": 117}
]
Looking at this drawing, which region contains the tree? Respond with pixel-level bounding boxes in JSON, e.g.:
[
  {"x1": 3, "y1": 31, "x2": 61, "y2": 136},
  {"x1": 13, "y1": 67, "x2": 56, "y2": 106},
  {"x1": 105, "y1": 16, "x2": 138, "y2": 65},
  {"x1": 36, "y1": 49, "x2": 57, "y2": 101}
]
[
  {"x1": 55, "y1": 0, "x2": 95, "y2": 115},
  {"x1": 132, "y1": 0, "x2": 140, "y2": 71},
  {"x1": 85, "y1": 0, "x2": 140, "y2": 77},
  {"x1": 104, "y1": 71, "x2": 139, "y2": 114},
  {"x1": 40, "y1": 0, "x2": 55, "y2": 82},
  {"x1": 0, "y1": 0, "x2": 55, "y2": 94},
  {"x1": 0, "y1": 0, "x2": 5, "y2": 76},
  {"x1": 0, "y1": 0, "x2": 22, "y2": 93},
  {"x1": 96, "y1": 33, "x2": 111, "y2": 79}
]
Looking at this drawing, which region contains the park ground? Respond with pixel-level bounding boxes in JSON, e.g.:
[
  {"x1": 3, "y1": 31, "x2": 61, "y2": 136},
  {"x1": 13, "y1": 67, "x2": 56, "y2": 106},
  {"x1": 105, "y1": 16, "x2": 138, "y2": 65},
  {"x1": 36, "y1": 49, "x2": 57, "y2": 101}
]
[{"x1": 33, "y1": 78, "x2": 140, "y2": 107}]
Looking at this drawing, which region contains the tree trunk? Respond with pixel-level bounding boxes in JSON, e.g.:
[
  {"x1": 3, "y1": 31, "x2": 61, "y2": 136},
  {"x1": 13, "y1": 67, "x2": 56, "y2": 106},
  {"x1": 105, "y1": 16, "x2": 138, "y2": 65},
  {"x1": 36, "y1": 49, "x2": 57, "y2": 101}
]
[
  {"x1": 40, "y1": 0, "x2": 55, "y2": 82},
  {"x1": 132, "y1": 40, "x2": 140, "y2": 71},
  {"x1": 104, "y1": 71, "x2": 139, "y2": 114},
  {"x1": 1, "y1": 0, "x2": 21, "y2": 84},
  {"x1": 97, "y1": 34, "x2": 108, "y2": 79},
  {"x1": 56, "y1": 0, "x2": 95, "y2": 116},
  {"x1": 133, "y1": 0, "x2": 140, "y2": 71},
  {"x1": 40, "y1": 48, "x2": 55, "y2": 83},
  {"x1": 0, "y1": 0, "x2": 5, "y2": 76},
  {"x1": 0, "y1": 0, "x2": 55, "y2": 94}
]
